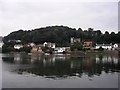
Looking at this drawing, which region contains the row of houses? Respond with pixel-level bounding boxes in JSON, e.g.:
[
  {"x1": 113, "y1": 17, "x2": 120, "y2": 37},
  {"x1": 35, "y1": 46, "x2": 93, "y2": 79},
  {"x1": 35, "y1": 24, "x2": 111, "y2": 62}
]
[
  {"x1": 1, "y1": 37, "x2": 119, "y2": 53},
  {"x1": 95, "y1": 43, "x2": 118, "y2": 50},
  {"x1": 70, "y1": 37, "x2": 119, "y2": 50},
  {"x1": 13, "y1": 42, "x2": 71, "y2": 53},
  {"x1": 83, "y1": 42, "x2": 119, "y2": 50},
  {"x1": 13, "y1": 42, "x2": 120, "y2": 54}
]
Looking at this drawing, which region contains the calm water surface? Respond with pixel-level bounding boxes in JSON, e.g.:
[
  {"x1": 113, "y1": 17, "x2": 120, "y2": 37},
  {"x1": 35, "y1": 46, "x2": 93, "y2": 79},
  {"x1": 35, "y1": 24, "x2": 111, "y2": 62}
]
[{"x1": 1, "y1": 53, "x2": 120, "y2": 88}]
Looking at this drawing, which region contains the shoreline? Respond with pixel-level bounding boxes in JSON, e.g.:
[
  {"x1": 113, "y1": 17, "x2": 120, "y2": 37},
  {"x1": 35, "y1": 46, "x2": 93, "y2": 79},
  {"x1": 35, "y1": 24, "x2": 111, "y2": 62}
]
[{"x1": 1, "y1": 50, "x2": 119, "y2": 57}]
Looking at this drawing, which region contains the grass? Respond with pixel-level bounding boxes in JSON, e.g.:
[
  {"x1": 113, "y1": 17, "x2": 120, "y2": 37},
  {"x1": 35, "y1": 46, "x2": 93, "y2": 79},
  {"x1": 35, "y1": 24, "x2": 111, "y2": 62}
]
[{"x1": 86, "y1": 50, "x2": 107, "y2": 56}]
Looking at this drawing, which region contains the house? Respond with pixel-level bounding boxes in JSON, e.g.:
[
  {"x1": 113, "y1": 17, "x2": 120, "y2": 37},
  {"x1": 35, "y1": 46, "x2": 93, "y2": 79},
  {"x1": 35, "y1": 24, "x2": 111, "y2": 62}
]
[
  {"x1": 112, "y1": 44, "x2": 118, "y2": 50},
  {"x1": 15, "y1": 40, "x2": 21, "y2": 43},
  {"x1": 113, "y1": 44, "x2": 118, "y2": 48},
  {"x1": 70, "y1": 37, "x2": 81, "y2": 44},
  {"x1": 28, "y1": 43, "x2": 35, "y2": 47},
  {"x1": 31, "y1": 45, "x2": 43, "y2": 53},
  {"x1": 84, "y1": 42, "x2": 93, "y2": 46},
  {"x1": 114, "y1": 43, "x2": 120, "y2": 51},
  {"x1": 31, "y1": 46, "x2": 38, "y2": 52},
  {"x1": 43, "y1": 42, "x2": 55, "y2": 49},
  {"x1": 0, "y1": 41, "x2": 4, "y2": 48},
  {"x1": 95, "y1": 43, "x2": 112, "y2": 50},
  {"x1": 54, "y1": 47, "x2": 70, "y2": 53},
  {"x1": 14, "y1": 44, "x2": 23, "y2": 50},
  {"x1": 54, "y1": 47, "x2": 65, "y2": 53},
  {"x1": 8, "y1": 40, "x2": 21, "y2": 43},
  {"x1": 83, "y1": 42, "x2": 93, "y2": 49}
]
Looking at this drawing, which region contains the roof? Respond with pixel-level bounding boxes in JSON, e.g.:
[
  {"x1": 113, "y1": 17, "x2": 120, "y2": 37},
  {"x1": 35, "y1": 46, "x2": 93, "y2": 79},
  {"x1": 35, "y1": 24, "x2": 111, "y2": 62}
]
[
  {"x1": 55, "y1": 47, "x2": 70, "y2": 49},
  {"x1": 96, "y1": 44, "x2": 112, "y2": 46},
  {"x1": 84, "y1": 42, "x2": 92, "y2": 44},
  {"x1": 14, "y1": 44, "x2": 23, "y2": 46}
]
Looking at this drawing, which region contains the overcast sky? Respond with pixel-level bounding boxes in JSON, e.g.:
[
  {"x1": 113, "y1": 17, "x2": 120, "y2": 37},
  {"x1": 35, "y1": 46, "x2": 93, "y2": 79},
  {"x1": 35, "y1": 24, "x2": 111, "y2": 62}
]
[{"x1": 0, "y1": 0, "x2": 119, "y2": 36}]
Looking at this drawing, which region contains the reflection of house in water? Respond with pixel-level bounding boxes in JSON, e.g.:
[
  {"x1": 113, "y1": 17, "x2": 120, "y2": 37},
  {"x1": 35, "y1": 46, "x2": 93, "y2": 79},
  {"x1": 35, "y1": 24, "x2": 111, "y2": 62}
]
[
  {"x1": 14, "y1": 54, "x2": 31, "y2": 64},
  {"x1": 12, "y1": 54, "x2": 120, "y2": 78},
  {"x1": 70, "y1": 61, "x2": 81, "y2": 69},
  {"x1": 43, "y1": 56, "x2": 55, "y2": 67},
  {"x1": 14, "y1": 54, "x2": 22, "y2": 64},
  {"x1": 83, "y1": 57, "x2": 95, "y2": 68},
  {"x1": 54, "y1": 55, "x2": 66, "y2": 60},
  {"x1": 30, "y1": 54, "x2": 70, "y2": 67},
  {"x1": 112, "y1": 57, "x2": 119, "y2": 64},
  {"x1": 70, "y1": 57, "x2": 94, "y2": 69},
  {"x1": 96, "y1": 56, "x2": 118, "y2": 64},
  {"x1": 42, "y1": 55, "x2": 71, "y2": 67},
  {"x1": 31, "y1": 54, "x2": 42, "y2": 63}
]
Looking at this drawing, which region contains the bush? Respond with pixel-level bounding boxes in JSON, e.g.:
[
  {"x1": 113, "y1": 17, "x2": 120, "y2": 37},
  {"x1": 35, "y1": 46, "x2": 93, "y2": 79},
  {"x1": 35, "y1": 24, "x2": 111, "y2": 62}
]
[
  {"x1": 98, "y1": 47, "x2": 104, "y2": 51},
  {"x1": 2, "y1": 44, "x2": 15, "y2": 53},
  {"x1": 70, "y1": 42, "x2": 83, "y2": 51},
  {"x1": 20, "y1": 46, "x2": 32, "y2": 53}
]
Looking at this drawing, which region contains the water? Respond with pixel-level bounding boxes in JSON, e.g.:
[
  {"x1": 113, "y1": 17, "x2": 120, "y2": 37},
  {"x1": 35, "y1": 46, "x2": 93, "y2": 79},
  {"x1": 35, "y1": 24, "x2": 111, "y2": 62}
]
[{"x1": 1, "y1": 53, "x2": 120, "y2": 88}]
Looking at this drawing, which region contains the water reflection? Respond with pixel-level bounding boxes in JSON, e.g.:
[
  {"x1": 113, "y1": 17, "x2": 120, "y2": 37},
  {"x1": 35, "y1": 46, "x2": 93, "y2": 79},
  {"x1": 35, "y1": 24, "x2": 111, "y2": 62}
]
[{"x1": 2, "y1": 53, "x2": 120, "y2": 79}]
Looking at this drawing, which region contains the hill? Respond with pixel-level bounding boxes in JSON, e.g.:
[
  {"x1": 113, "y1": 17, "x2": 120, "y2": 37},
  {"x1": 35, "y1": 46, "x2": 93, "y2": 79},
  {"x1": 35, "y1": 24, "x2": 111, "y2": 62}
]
[{"x1": 3, "y1": 25, "x2": 120, "y2": 46}]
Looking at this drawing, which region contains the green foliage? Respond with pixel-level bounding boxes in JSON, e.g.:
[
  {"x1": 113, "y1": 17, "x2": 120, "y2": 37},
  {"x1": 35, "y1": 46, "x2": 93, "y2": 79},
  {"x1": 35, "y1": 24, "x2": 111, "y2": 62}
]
[
  {"x1": 70, "y1": 42, "x2": 83, "y2": 51},
  {"x1": 98, "y1": 47, "x2": 104, "y2": 51},
  {"x1": 2, "y1": 44, "x2": 15, "y2": 53},
  {"x1": 2, "y1": 25, "x2": 120, "y2": 51},
  {"x1": 42, "y1": 46, "x2": 53, "y2": 54},
  {"x1": 20, "y1": 47, "x2": 32, "y2": 53}
]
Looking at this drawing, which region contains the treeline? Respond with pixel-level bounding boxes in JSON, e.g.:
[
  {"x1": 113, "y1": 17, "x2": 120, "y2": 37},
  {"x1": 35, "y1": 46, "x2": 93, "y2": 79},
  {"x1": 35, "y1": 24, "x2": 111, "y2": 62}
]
[{"x1": 3, "y1": 25, "x2": 120, "y2": 46}]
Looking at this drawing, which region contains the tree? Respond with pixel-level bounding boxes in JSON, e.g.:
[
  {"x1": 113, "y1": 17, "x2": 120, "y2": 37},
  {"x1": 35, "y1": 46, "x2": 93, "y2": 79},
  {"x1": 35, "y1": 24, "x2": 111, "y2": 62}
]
[
  {"x1": 70, "y1": 42, "x2": 83, "y2": 51},
  {"x1": 2, "y1": 25, "x2": 120, "y2": 53}
]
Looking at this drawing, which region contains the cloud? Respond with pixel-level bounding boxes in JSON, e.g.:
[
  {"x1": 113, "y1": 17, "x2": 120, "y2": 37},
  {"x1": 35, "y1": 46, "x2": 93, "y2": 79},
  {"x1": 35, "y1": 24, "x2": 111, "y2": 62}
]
[{"x1": 0, "y1": 0, "x2": 118, "y2": 36}]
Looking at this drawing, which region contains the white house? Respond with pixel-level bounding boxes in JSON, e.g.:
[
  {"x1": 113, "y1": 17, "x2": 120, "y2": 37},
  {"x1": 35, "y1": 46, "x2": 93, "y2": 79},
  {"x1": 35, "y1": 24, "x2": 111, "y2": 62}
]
[
  {"x1": 95, "y1": 44, "x2": 112, "y2": 50},
  {"x1": 43, "y1": 42, "x2": 55, "y2": 49},
  {"x1": 43, "y1": 42, "x2": 47, "y2": 47},
  {"x1": 113, "y1": 44, "x2": 118, "y2": 48},
  {"x1": 54, "y1": 47, "x2": 65, "y2": 53},
  {"x1": 112, "y1": 44, "x2": 119, "y2": 50},
  {"x1": 15, "y1": 40, "x2": 21, "y2": 43},
  {"x1": 14, "y1": 44, "x2": 23, "y2": 50},
  {"x1": 8, "y1": 40, "x2": 21, "y2": 43},
  {"x1": 28, "y1": 43, "x2": 35, "y2": 47},
  {"x1": 0, "y1": 41, "x2": 4, "y2": 48},
  {"x1": 54, "y1": 47, "x2": 70, "y2": 53},
  {"x1": 70, "y1": 37, "x2": 81, "y2": 44}
]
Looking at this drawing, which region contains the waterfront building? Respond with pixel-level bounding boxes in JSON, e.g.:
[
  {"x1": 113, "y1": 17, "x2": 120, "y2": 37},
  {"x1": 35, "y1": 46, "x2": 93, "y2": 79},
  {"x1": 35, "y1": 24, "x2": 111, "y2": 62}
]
[
  {"x1": 54, "y1": 47, "x2": 70, "y2": 53},
  {"x1": 43, "y1": 42, "x2": 55, "y2": 49},
  {"x1": 0, "y1": 41, "x2": 4, "y2": 48},
  {"x1": 95, "y1": 43, "x2": 112, "y2": 50},
  {"x1": 83, "y1": 42, "x2": 93, "y2": 49},
  {"x1": 31, "y1": 46, "x2": 43, "y2": 53},
  {"x1": 14, "y1": 44, "x2": 23, "y2": 50},
  {"x1": 70, "y1": 37, "x2": 81, "y2": 44}
]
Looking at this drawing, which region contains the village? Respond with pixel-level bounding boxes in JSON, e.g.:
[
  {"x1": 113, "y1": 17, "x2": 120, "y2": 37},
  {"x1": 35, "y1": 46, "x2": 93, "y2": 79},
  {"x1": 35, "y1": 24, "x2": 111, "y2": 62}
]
[{"x1": 1, "y1": 37, "x2": 120, "y2": 55}]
